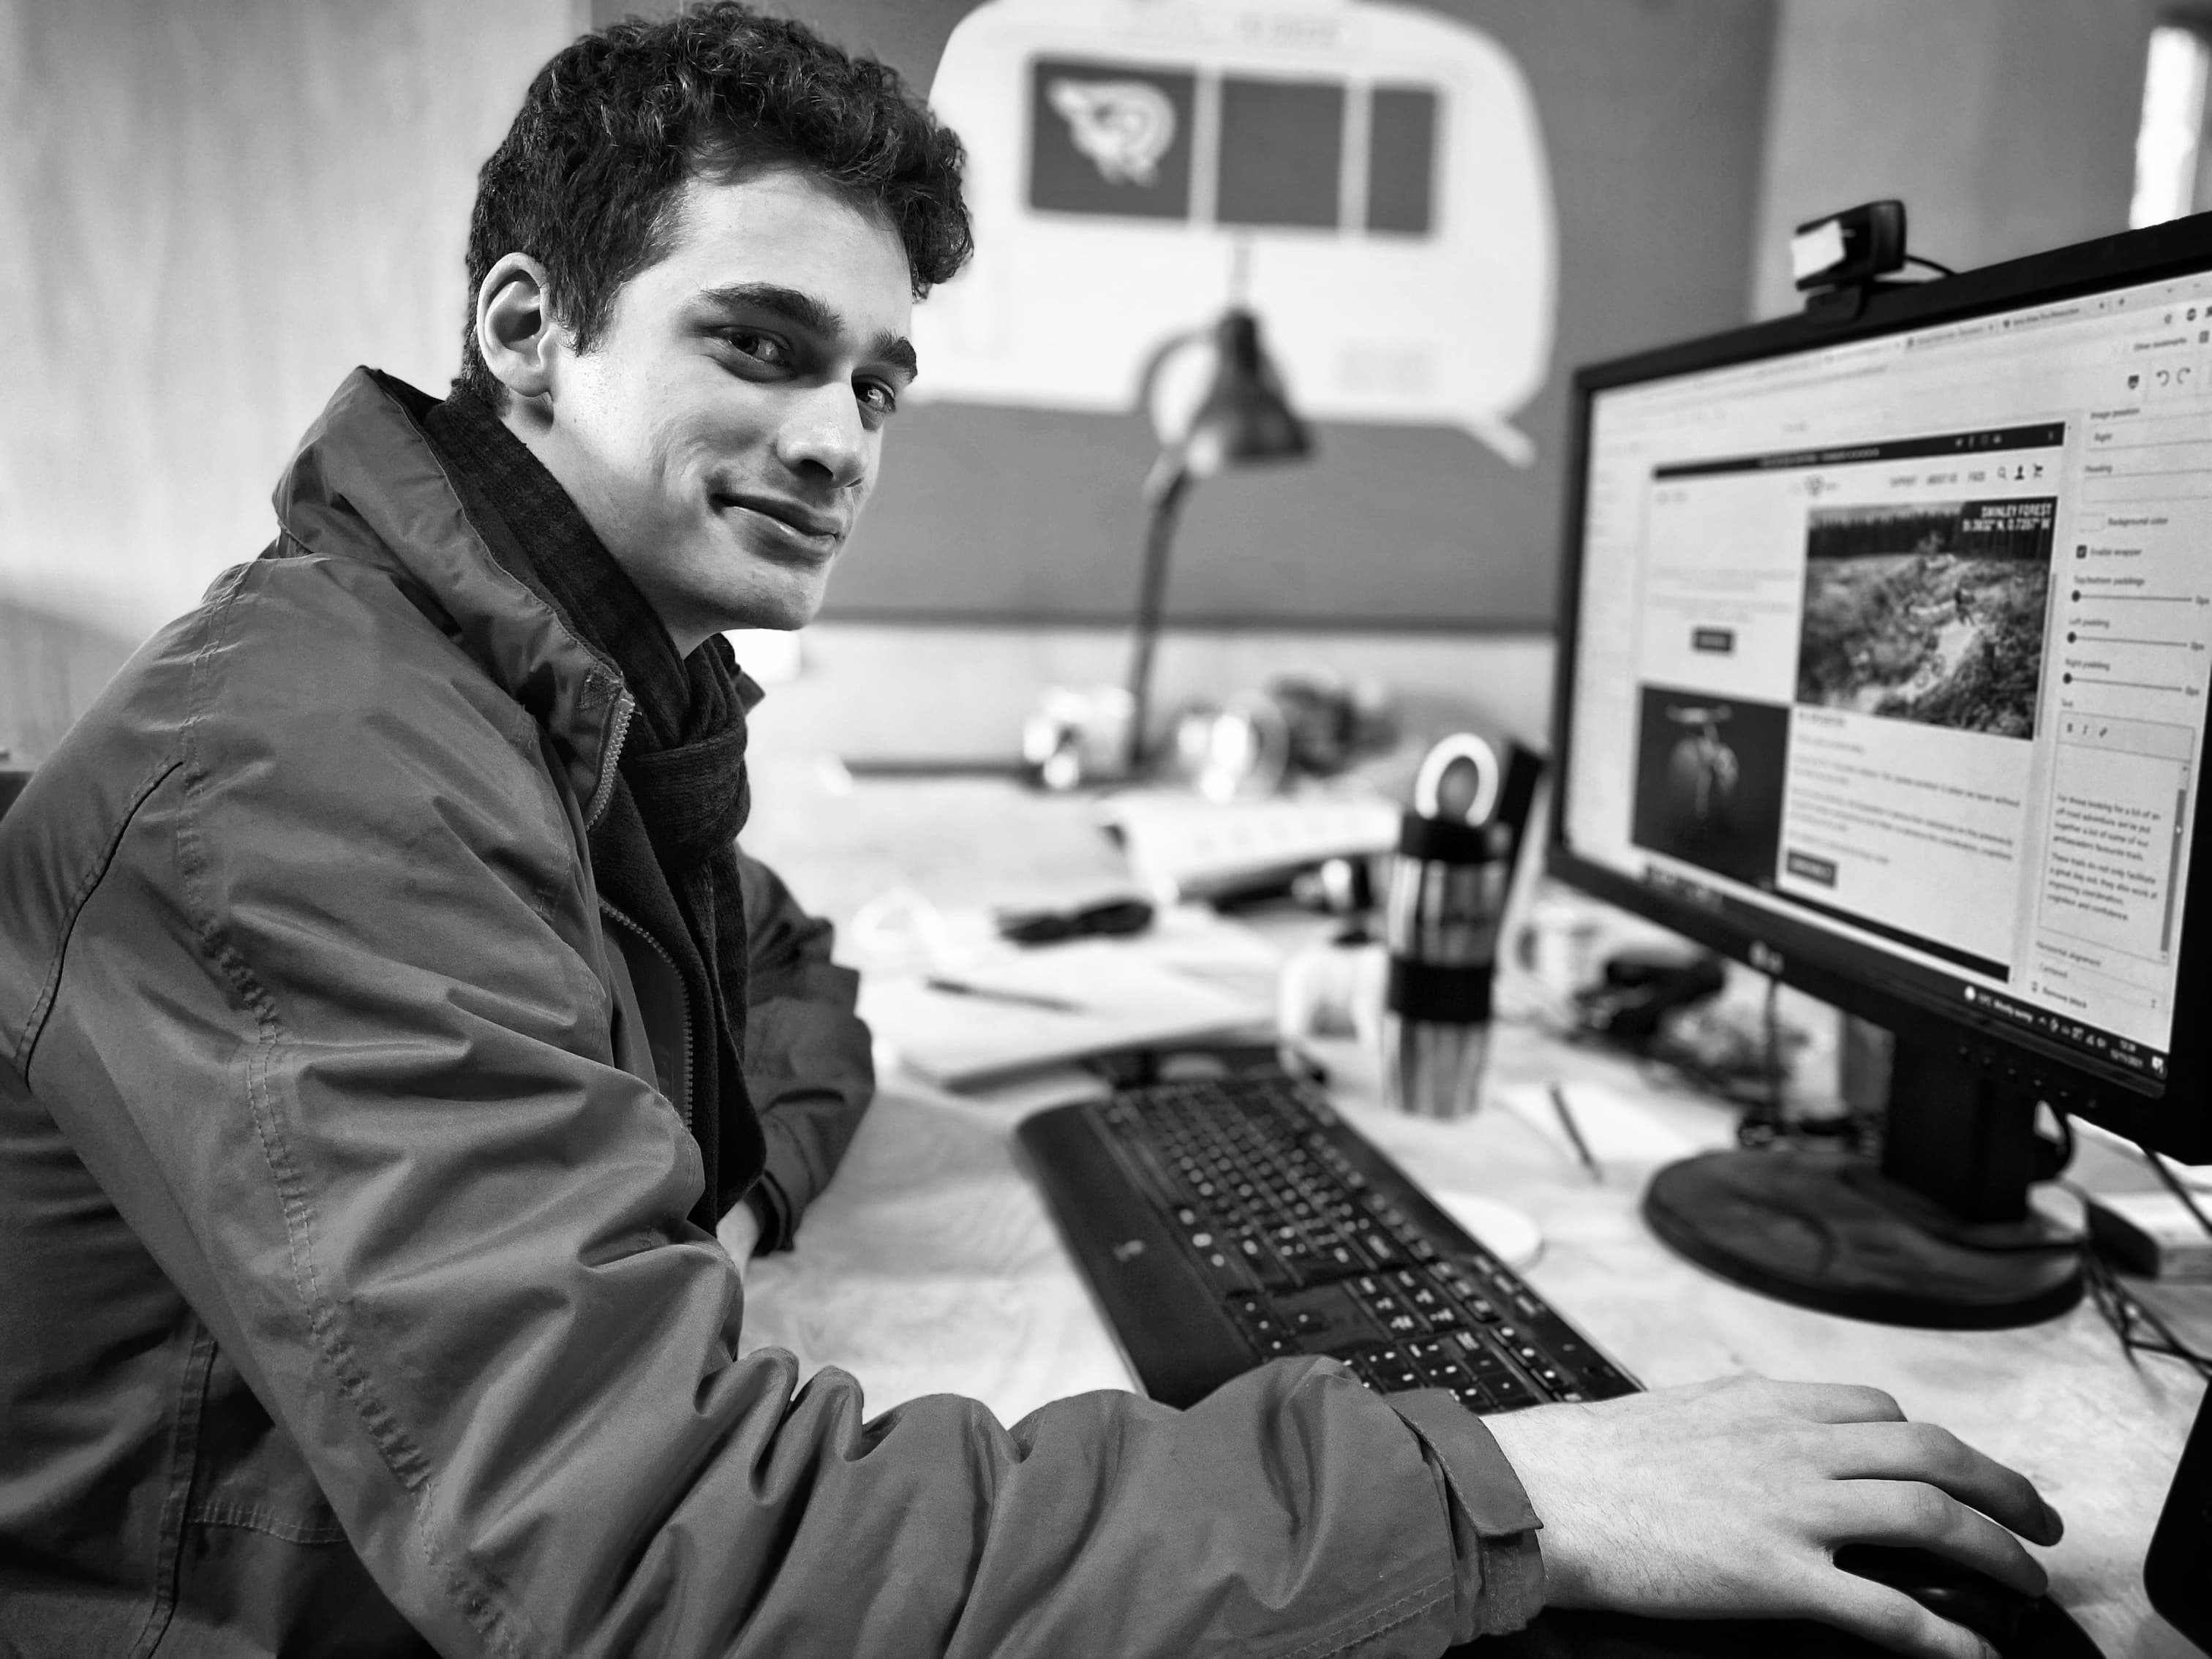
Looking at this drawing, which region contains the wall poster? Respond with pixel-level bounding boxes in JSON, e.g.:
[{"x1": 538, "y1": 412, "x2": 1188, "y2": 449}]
[{"x1": 914, "y1": 0, "x2": 1555, "y2": 467}]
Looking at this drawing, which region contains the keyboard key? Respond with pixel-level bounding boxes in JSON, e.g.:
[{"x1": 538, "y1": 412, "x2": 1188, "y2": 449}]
[
  {"x1": 1371, "y1": 1347, "x2": 1421, "y2": 1391},
  {"x1": 1485, "y1": 1372, "x2": 1538, "y2": 1410},
  {"x1": 1412, "y1": 1350, "x2": 1467, "y2": 1388}
]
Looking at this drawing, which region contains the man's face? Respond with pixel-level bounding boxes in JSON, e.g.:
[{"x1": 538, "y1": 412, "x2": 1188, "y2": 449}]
[{"x1": 533, "y1": 167, "x2": 916, "y2": 649}]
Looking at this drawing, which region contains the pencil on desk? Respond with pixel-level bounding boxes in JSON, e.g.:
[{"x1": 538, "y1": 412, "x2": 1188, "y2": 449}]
[
  {"x1": 925, "y1": 977, "x2": 1086, "y2": 1015},
  {"x1": 1548, "y1": 1080, "x2": 1603, "y2": 1182}
]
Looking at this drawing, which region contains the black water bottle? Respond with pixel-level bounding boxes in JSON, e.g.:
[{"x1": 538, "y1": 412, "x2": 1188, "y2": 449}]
[{"x1": 1382, "y1": 736, "x2": 1508, "y2": 1118}]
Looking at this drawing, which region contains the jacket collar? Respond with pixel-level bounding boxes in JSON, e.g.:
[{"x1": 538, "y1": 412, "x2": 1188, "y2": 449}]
[{"x1": 271, "y1": 367, "x2": 635, "y2": 825}]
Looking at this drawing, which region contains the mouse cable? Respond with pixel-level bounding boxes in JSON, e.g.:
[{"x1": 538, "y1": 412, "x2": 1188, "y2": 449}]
[
  {"x1": 2077, "y1": 1243, "x2": 2212, "y2": 1380},
  {"x1": 2136, "y1": 1136, "x2": 2212, "y2": 1241},
  {"x1": 2050, "y1": 1109, "x2": 2212, "y2": 1377}
]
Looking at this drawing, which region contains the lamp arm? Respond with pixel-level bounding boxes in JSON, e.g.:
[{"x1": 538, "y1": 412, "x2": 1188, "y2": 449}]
[
  {"x1": 1124, "y1": 463, "x2": 1192, "y2": 773},
  {"x1": 1135, "y1": 323, "x2": 1210, "y2": 453}
]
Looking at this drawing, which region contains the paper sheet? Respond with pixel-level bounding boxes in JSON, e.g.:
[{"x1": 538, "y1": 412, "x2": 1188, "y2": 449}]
[{"x1": 862, "y1": 937, "x2": 1274, "y2": 1088}]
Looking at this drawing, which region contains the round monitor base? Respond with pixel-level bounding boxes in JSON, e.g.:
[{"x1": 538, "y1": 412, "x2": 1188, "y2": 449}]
[{"x1": 1643, "y1": 1146, "x2": 2081, "y2": 1330}]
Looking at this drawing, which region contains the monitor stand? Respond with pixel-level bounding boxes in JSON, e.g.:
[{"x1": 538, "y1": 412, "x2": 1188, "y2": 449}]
[{"x1": 1641, "y1": 1036, "x2": 2083, "y2": 1328}]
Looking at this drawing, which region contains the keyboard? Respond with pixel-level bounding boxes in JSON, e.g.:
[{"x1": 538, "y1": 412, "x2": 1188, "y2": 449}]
[{"x1": 1016, "y1": 1066, "x2": 1639, "y2": 1412}]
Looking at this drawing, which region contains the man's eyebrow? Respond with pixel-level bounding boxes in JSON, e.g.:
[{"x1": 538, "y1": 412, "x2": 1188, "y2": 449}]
[{"x1": 696, "y1": 282, "x2": 918, "y2": 381}]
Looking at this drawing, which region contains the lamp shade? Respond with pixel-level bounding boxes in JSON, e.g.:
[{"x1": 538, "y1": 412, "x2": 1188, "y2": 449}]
[{"x1": 1179, "y1": 309, "x2": 1311, "y2": 479}]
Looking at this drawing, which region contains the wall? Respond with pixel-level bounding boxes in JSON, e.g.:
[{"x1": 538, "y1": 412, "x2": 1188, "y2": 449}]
[
  {"x1": 0, "y1": 0, "x2": 579, "y2": 759},
  {"x1": 1748, "y1": 0, "x2": 2159, "y2": 321}
]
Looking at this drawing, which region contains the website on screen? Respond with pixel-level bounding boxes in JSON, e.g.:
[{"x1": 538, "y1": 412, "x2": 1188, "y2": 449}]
[{"x1": 1565, "y1": 275, "x2": 2212, "y2": 1078}]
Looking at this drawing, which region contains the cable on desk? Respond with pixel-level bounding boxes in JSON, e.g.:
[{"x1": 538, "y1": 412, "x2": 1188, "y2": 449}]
[
  {"x1": 2140, "y1": 1137, "x2": 2212, "y2": 1241},
  {"x1": 2053, "y1": 1112, "x2": 2212, "y2": 1380},
  {"x1": 2078, "y1": 1244, "x2": 2212, "y2": 1380}
]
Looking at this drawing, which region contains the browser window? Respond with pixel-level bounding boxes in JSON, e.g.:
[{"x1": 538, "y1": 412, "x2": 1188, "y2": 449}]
[{"x1": 1564, "y1": 272, "x2": 2212, "y2": 1079}]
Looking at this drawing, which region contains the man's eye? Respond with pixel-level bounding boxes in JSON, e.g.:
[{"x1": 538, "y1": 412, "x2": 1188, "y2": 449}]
[
  {"x1": 723, "y1": 330, "x2": 789, "y2": 366},
  {"x1": 857, "y1": 380, "x2": 900, "y2": 417}
]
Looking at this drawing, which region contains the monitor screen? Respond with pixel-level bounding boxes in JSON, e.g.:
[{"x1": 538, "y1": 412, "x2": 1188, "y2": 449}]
[{"x1": 1549, "y1": 219, "x2": 2212, "y2": 1154}]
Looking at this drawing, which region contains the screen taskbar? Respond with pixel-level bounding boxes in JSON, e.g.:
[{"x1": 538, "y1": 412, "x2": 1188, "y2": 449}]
[{"x1": 1636, "y1": 862, "x2": 2172, "y2": 1088}]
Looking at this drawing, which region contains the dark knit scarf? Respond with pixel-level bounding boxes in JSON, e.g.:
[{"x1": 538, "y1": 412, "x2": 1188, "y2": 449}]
[{"x1": 420, "y1": 388, "x2": 763, "y2": 1235}]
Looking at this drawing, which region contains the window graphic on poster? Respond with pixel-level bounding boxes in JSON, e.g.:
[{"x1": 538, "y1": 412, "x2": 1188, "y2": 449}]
[{"x1": 914, "y1": 0, "x2": 1557, "y2": 466}]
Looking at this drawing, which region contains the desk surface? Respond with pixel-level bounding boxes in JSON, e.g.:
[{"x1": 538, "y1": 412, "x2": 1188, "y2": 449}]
[{"x1": 739, "y1": 763, "x2": 2208, "y2": 1659}]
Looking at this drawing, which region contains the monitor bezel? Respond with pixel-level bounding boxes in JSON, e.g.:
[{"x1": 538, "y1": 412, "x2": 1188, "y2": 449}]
[{"x1": 1546, "y1": 211, "x2": 2212, "y2": 1163}]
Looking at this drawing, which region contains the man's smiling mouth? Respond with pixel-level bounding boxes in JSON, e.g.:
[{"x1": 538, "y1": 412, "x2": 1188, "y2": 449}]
[{"x1": 712, "y1": 491, "x2": 846, "y2": 546}]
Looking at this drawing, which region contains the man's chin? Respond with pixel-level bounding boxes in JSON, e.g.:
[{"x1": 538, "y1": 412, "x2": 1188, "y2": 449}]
[{"x1": 718, "y1": 573, "x2": 829, "y2": 635}]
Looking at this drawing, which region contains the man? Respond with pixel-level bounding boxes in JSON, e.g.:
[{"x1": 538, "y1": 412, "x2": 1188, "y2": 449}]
[{"x1": 0, "y1": 9, "x2": 2058, "y2": 1658}]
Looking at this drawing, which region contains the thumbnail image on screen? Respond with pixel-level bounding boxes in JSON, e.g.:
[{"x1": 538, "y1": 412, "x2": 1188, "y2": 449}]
[{"x1": 1795, "y1": 498, "x2": 2055, "y2": 738}]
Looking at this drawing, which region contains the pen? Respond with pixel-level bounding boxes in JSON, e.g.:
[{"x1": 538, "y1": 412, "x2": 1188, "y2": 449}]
[
  {"x1": 1548, "y1": 1080, "x2": 1603, "y2": 1181},
  {"x1": 925, "y1": 977, "x2": 1086, "y2": 1015}
]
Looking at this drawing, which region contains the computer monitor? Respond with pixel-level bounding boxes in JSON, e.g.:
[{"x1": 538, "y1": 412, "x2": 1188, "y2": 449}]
[{"x1": 1546, "y1": 211, "x2": 2212, "y2": 1330}]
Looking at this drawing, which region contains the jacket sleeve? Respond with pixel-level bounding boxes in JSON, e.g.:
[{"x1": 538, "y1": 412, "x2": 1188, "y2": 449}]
[
  {"x1": 731, "y1": 848, "x2": 871, "y2": 1252},
  {"x1": 22, "y1": 688, "x2": 1546, "y2": 1659}
]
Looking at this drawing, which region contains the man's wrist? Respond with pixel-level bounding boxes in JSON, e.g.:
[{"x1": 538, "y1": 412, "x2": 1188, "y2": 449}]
[{"x1": 716, "y1": 1198, "x2": 763, "y2": 1265}]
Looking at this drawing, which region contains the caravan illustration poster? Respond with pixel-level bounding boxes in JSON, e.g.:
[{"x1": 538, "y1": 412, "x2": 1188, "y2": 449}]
[{"x1": 911, "y1": 0, "x2": 1557, "y2": 467}]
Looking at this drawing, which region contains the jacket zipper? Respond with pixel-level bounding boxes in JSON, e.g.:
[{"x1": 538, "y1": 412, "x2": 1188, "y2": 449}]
[
  {"x1": 583, "y1": 690, "x2": 636, "y2": 832},
  {"x1": 598, "y1": 898, "x2": 694, "y2": 1132}
]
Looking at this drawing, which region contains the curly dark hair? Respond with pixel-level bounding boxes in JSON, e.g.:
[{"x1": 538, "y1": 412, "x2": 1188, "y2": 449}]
[{"x1": 456, "y1": 3, "x2": 971, "y2": 406}]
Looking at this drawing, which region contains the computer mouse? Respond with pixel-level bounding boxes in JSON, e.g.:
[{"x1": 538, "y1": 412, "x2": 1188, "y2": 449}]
[
  {"x1": 1467, "y1": 1554, "x2": 2099, "y2": 1659},
  {"x1": 1835, "y1": 1543, "x2": 2035, "y2": 1652}
]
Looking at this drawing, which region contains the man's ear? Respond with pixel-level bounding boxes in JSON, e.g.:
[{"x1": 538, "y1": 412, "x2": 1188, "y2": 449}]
[{"x1": 475, "y1": 253, "x2": 564, "y2": 405}]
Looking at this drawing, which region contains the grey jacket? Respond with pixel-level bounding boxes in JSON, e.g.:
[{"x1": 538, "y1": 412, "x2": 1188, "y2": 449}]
[{"x1": 0, "y1": 369, "x2": 1544, "y2": 1657}]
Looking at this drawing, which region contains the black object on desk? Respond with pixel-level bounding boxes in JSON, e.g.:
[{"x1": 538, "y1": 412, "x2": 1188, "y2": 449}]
[
  {"x1": 2148, "y1": 1385, "x2": 2212, "y2": 1653},
  {"x1": 1466, "y1": 1589, "x2": 2099, "y2": 1659},
  {"x1": 994, "y1": 895, "x2": 1154, "y2": 945}
]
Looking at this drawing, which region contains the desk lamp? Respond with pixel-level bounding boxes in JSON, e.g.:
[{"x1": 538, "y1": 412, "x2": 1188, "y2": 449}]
[{"x1": 1123, "y1": 307, "x2": 1312, "y2": 772}]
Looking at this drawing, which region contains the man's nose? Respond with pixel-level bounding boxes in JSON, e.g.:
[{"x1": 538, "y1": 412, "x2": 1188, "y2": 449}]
[{"x1": 775, "y1": 383, "x2": 869, "y2": 488}]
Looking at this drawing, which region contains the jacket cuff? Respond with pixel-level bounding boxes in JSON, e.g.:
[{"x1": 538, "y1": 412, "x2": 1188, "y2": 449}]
[
  {"x1": 1385, "y1": 1389, "x2": 1547, "y2": 1639},
  {"x1": 744, "y1": 1171, "x2": 794, "y2": 1254}
]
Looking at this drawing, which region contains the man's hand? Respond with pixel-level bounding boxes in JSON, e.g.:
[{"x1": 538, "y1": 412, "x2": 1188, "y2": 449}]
[
  {"x1": 1482, "y1": 1374, "x2": 2063, "y2": 1659},
  {"x1": 716, "y1": 1201, "x2": 761, "y2": 1279}
]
